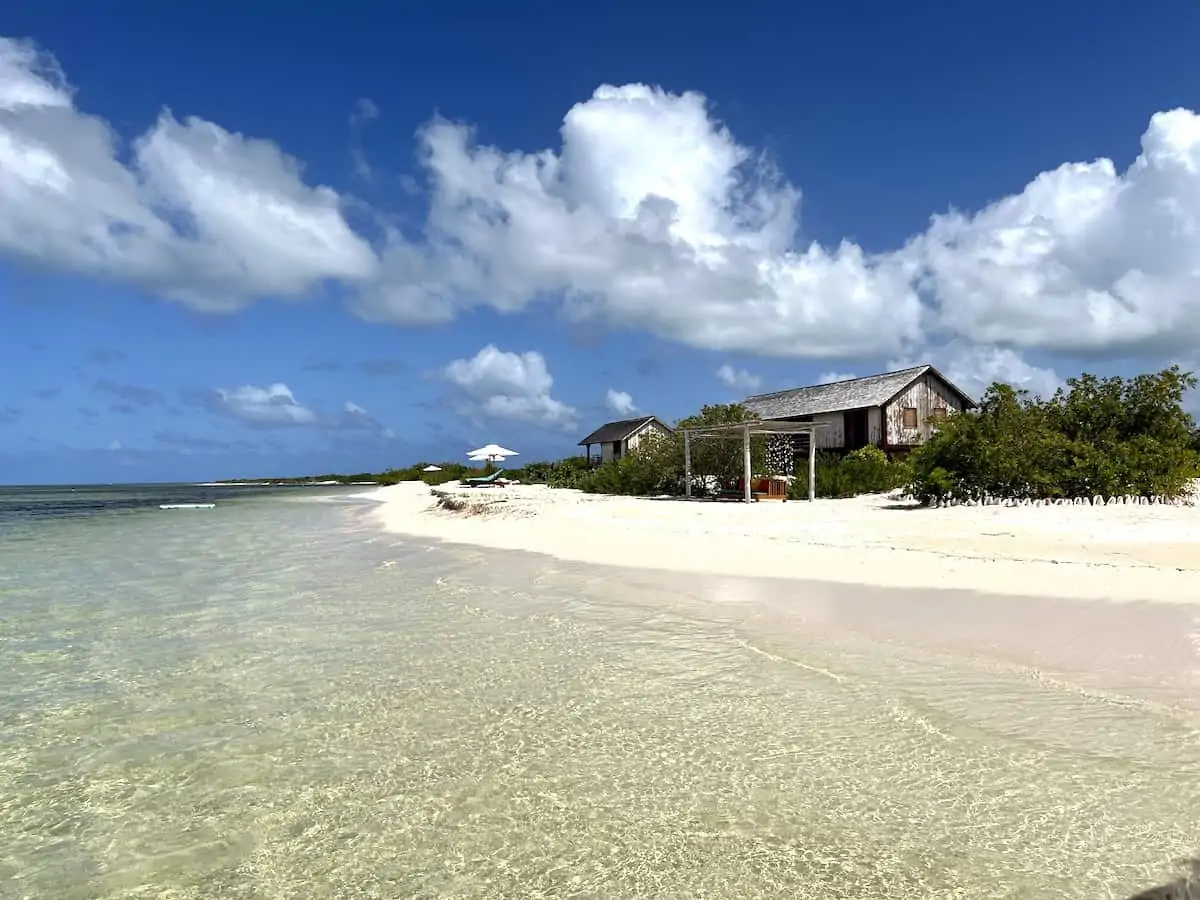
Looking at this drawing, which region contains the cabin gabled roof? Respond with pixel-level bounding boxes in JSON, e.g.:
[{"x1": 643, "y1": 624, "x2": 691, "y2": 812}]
[
  {"x1": 742, "y1": 365, "x2": 976, "y2": 420},
  {"x1": 578, "y1": 415, "x2": 672, "y2": 446}
]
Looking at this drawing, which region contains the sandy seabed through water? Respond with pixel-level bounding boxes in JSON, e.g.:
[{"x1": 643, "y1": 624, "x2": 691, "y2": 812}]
[{"x1": 1, "y1": 490, "x2": 1199, "y2": 898}]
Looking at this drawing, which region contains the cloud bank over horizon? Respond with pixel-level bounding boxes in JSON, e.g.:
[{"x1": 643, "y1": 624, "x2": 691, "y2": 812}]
[{"x1": 3, "y1": 34, "x2": 1199, "y2": 412}]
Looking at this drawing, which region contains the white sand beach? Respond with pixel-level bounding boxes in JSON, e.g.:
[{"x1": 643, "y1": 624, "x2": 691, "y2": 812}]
[{"x1": 367, "y1": 481, "x2": 1200, "y2": 603}]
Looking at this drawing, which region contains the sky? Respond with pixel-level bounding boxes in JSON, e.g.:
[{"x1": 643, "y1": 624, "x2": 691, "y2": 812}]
[{"x1": 2, "y1": 1, "x2": 1200, "y2": 484}]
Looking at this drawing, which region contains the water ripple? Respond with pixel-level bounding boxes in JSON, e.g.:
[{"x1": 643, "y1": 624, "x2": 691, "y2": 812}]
[{"x1": 0, "y1": 499, "x2": 1196, "y2": 898}]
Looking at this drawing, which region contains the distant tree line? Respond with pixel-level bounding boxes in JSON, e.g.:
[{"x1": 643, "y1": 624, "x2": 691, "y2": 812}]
[
  {"x1": 245, "y1": 367, "x2": 1200, "y2": 505},
  {"x1": 549, "y1": 366, "x2": 1200, "y2": 504},
  {"x1": 534, "y1": 403, "x2": 913, "y2": 500}
]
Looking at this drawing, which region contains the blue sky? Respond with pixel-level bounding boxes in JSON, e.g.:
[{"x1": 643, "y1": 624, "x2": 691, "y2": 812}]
[{"x1": 2, "y1": 2, "x2": 1200, "y2": 484}]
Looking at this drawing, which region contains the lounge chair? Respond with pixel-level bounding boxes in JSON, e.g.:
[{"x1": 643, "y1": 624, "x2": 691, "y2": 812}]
[
  {"x1": 717, "y1": 477, "x2": 745, "y2": 500},
  {"x1": 460, "y1": 469, "x2": 507, "y2": 488}
]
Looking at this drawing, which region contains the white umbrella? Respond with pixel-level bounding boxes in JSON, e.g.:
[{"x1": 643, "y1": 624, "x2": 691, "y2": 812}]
[
  {"x1": 467, "y1": 444, "x2": 518, "y2": 462},
  {"x1": 422, "y1": 465, "x2": 442, "y2": 472}
]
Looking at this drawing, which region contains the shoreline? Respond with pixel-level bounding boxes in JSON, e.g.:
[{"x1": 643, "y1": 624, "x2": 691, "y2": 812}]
[{"x1": 363, "y1": 481, "x2": 1200, "y2": 604}]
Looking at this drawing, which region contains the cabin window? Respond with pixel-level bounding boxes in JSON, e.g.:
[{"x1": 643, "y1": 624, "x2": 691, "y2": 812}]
[{"x1": 901, "y1": 407, "x2": 918, "y2": 429}]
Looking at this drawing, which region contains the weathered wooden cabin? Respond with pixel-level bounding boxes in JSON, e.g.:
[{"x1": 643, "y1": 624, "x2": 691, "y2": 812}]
[
  {"x1": 741, "y1": 365, "x2": 976, "y2": 453},
  {"x1": 578, "y1": 415, "x2": 674, "y2": 466}
]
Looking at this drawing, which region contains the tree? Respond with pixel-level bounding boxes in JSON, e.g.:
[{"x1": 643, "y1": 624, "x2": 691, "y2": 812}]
[
  {"x1": 573, "y1": 403, "x2": 763, "y2": 496},
  {"x1": 675, "y1": 403, "x2": 766, "y2": 491},
  {"x1": 909, "y1": 367, "x2": 1200, "y2": 503}
]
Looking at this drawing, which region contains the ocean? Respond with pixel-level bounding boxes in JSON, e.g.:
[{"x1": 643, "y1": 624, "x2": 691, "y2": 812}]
[{"x1": 1, "y1": 484, "x2": 1197, "y2": 899}]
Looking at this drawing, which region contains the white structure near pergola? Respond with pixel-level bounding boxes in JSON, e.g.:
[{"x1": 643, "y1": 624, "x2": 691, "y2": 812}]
[{"x1": 680, "y1": 420, "x2": 829, "y2": 502}]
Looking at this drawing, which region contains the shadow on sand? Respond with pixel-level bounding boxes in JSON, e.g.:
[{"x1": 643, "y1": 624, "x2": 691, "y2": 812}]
[{"x1": 639, "y1": 495, "x2": 928, "y2": 509}]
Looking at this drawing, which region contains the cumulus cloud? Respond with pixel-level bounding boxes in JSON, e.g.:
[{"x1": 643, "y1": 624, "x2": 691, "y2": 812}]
[
  {"x1": 443, "y1": 345, "x2": 576, "y2": 429},
  {"x1": 605, "y1": 389, "x2": 636, "y2": 416},
  {"x1": 201, "y1": 383, "x2": 393, "y2": 435},
  {"x1": 889, "y1": 344, "x2": 1063, "y2": 403},
  {"x1": 376, "y1": 85, "x2": 922, "y2": 356},
  {"x1": 0, "y1": 37, "x2": 375, "y2": 311},
  {"x1": 394, "y1": 87, "x2": 1200, "y2": 361},
  {"x1": 339, "y1": 401, "x2": 394, "y2": 438},
  {"x1": 916, "y1": 109, "x2": 1200, "y2": 356},
  {"x1": 716, "y1": 364, "x2": 762, "y2": 392},
  {"x1": 942, "y1": 346, "x2": 1063, "y2": 402},
  {"x1": 210, "y1": 383, "x2": 317, "y2": 426},
  {"x1": 7, "y1": 35, "x2": 1200, "y2": 365}
]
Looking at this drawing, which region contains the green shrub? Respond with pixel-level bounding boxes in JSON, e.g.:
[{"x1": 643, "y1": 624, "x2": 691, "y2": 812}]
[
  {"x1": 504, "y1": 460, "x2": 556, "y2": 484},
  {"x1": 545, "y1": 456, "x2": 592, "y2": 488},
  {"x1": 790, "y1": 446, "x2": 910, "y2": 499},
  {"x1": 358, "y1": 367, "x2": 1199, "y2": 506},
  {"x1": 908, "y1": 366, "x2": 1200, "y2": 503},
  {"x1": 425, "y1": 466, "x2": 479, "y2": 486},
  {"x1": 576, "y1": 444, "x2": 684, "y2": 496},
  {"x1": 562, "y1": 402, "x2": 761, "y2": 498},
  {"x1": 381, "y1": 462, "x2": 484, "y2": 485}
]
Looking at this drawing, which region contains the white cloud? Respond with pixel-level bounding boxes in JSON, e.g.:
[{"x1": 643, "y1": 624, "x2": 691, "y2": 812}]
[
  {"x1": 107, "y1": 440, "x2": 121, "y2": 451},
  {"x1": 385, "y1": 86, "x2": 922, "y2": 357},
  {"x1": 7, "y1": 35, "x2": 1200, "y2": 367},
  {"x1": 817, "y1": 371, "x2": 856, "y2": 384},
  {"x1": 716, "y1": 364, "x2": 762, "y2": 392},
  {"x1": 204, "y1": 384, "x2": 393, "y2": 435},
  {"x1": 211, "y1": 383, "x2": 317, "y2": 426},
  {"x1": 340, "y1": 400, "x2": 394, "y2": 438},
  {"x1": 0, "y1": 37, "x2": 375, "y2": 311},
  {"x1": 443, "y1": 345, "x2": 576, "y2": 429},
  {"x1": 942, "y1": 346, "x2": 1063, "y2": 402},
  {"x1": 916, "y1": 109, "x2": 1200, "y2": 356},
  {"x1": 605, "y1": 388, "x2": 636, "y2": 416},
  {"x1": 889, "y1": 344, "x2": 1063, "y2": 403},
  {"x1": 396, "y1": 88, "x2": 1200, "y2": 362}
]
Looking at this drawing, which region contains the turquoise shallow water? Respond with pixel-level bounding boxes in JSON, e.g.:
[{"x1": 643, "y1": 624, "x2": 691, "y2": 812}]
[{"x1": 1, "y1": 489, "x2": 1198, "y2": 898}]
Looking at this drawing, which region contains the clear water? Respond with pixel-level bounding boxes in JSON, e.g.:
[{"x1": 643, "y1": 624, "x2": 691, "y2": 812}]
[{"x1": 1, "y1": 487, "x2": 1197, "y2": 898}]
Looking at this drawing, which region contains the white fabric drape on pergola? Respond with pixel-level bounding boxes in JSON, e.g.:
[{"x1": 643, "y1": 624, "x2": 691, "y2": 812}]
[{"x1": 678, "y1": 420, "x2": 828, "y2": 503}]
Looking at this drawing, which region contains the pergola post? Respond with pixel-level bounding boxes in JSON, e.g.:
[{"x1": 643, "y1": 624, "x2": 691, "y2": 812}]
[
  {"x1": 684, "y1": 430, "x2": 692, "y2": 498},
  {"x1": 678, "y1": 420, "x2": 826, "y2": 503},
  {"x1": 742, "y1": 424, "x2": 752, "y2": 503},
  {"x1": 807, "y1": 429, "x2": 816, "y2": 502}
]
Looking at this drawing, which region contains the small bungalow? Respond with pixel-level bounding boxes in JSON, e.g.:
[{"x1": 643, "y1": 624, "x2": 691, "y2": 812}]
[
  {"x1": 578, "y1": 415, "x2": 674, "y2": 466},
  {"x1": 741, "y1": 364, "x2": 976, "y2": 453}
]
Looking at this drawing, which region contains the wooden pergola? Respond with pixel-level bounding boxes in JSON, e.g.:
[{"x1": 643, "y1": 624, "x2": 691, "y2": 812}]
[{"x1": 680, "y1": 420, "x2": 829, "y2": 503}]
